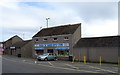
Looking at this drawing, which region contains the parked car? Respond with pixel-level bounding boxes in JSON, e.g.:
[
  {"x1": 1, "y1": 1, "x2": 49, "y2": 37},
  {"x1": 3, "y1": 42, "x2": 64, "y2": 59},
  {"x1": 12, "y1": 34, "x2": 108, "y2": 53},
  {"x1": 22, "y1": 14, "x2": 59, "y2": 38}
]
[{"x1": 37, "y1": 53, "x2": 57, "y2": 61}]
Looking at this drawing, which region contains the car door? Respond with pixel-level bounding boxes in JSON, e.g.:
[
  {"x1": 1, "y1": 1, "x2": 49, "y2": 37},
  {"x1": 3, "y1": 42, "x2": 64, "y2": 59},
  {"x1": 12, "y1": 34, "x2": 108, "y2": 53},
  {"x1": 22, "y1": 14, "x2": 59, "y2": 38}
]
[{"x1": 48, "y1": 53, "x2": 52, "y2": 60}]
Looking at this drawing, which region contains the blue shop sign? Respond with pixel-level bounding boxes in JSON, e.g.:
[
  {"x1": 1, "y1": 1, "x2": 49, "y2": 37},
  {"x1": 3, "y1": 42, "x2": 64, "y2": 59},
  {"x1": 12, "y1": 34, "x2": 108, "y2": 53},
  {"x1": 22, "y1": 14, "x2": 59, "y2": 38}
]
[{"x1": 35, "y1": 43, "x2": 69, "y2": 47}]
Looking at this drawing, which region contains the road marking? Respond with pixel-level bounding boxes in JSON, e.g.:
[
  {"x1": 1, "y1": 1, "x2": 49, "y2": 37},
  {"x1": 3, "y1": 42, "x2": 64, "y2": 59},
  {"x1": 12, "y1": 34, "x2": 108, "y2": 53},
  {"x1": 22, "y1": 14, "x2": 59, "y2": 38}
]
[
  {"x1": 3, "y1": 56, "x2": 117, "y2": 73},
  {"x1": 3, "y1": 57, "x2": 99, "y2": 73},
  {"x1": 48, "y1": 61, "x2": 54, "y2": 66},
  {"x1": 85, "y1": 64, "x2": 117, "y2": 73},
  {"x1": 37, "y1": 63, "x2": 99, "y2": 73},
  {"x1": 65, "y1": 64, "x2": 79, "y2": 69},
  {"x1": 2, "y1": 57, "x2": 18, "y2": 62}
]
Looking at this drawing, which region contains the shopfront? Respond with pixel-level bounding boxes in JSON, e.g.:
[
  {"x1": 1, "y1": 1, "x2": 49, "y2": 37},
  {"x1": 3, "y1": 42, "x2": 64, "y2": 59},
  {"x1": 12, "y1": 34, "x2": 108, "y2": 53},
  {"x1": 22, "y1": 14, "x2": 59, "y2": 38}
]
[
  {"x1": 56, "y1": 48, "x2": 69, "y2": 56},
  {"x1": 32, "y1": 23, "x2": 81, "y2": 59},
  {"x1": 35, "y1": 48, "x2": 44, "y2": 55},
  {"x1": 34, "y1": 43, "x2": 70, "y2": 56}
]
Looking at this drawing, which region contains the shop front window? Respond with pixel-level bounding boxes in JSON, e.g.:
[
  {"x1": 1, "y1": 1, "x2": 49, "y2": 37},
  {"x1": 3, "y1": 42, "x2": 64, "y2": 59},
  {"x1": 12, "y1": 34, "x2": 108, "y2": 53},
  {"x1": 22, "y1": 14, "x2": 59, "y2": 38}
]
[
  {"x1": 58, "y1": 50, "x2": 69, "y2": 56},
  {"x1": 36, "y1": 50, "x2": 44, "y2": 55},
  {"x1": 47, "y1": 49, "x2": 53, "y2": 53}
]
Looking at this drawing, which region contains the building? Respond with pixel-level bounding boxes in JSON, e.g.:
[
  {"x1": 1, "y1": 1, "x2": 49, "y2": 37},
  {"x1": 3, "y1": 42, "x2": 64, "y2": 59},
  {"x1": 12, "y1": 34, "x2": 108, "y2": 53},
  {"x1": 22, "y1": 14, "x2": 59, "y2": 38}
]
[
  {"x1": 3, "y1": 35, "x2": 23, "y2": 55},
  {"x1": 73, "y1": 36, "x2": 119, "y2": 63},
  {"x1": 32, "y1": 23, "x2": 81, "y2": 60},
  {"x1": 0, "y1": 42, "x2": 4, "y2": 54},
  {"x1": 11, "y1": 40, "x2": 32, "y2": 58}
]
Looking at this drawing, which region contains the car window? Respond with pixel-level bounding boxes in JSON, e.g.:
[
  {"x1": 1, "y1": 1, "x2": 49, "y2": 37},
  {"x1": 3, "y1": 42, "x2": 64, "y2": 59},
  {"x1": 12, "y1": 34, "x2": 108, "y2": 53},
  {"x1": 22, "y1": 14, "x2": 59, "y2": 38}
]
[
  {"x1": 49, "y1": 54, "x2": 52, "y2": 55},
  {"x1": 43, "y1": 53, "x2": 48, "y2": 56}
]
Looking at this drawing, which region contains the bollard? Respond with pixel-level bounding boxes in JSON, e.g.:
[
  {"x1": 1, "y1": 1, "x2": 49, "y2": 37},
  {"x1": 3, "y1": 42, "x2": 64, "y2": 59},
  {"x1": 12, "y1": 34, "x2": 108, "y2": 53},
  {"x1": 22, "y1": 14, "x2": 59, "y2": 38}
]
[
  {"x1": 78, "y1": 56, "x2": 80, "y2": 63},
  {"x1": 100, "y1": 56, "x2": 102, "y2": 66},
  {"x1": 84, "y1": 56, "x2": 86, "y2": 64},
  {"x1": 118, "y1": 57, "x2": 120, "y2": 68},
  {"x1": 35, "y1": 61, "x2": 37, "y2": 64},
  {"x1": 72, "y1": 56, "x2": 75, "y2": 64}
]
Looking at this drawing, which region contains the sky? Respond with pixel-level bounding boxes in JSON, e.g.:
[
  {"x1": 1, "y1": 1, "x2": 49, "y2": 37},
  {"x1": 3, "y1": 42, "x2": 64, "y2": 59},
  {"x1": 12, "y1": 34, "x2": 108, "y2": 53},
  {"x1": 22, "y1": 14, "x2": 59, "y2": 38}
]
[{"x1": 0, "y1": 1, "x2": 118, "y2": 41}]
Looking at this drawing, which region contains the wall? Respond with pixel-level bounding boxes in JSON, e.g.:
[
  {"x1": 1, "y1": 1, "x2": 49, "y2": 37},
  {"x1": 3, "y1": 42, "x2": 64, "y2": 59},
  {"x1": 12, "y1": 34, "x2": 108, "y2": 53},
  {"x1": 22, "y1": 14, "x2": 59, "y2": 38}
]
[
  {"x1": 21, "y1": 41, "x2": 32, "y2": 58},
  {"x1": 73, "y1": 47, "x2": 118, "y2": 63},
  {"x1": 12, "y1": 36, "x2": 23, "y2": 45},
  {"x1": 72, "y1": 25, "x2": 81, "y2": 46},
  {"x1": 4, "y1": 40, "x2": 12, "y2": 55},
  {"x1": 71, "y1": 25, "x2": 81, "y2": 56}
]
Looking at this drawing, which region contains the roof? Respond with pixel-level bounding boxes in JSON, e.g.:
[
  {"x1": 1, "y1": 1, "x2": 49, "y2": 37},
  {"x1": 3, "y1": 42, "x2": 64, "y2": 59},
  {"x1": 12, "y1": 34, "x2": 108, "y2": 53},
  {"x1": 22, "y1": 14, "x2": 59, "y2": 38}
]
[
  {"x1": 74, "y1": 36, "x2": 120, "y2": 47},
  {"x1": 0, "y1": 42, "x2": 3, "y2": 44},
  {"x1": 12, "y1": 40, "x2": 31, "y2": 48},
  {"x1": 33, "y1": 23, "x2": 81, "y2": 37},
  {"x1": 4, "y1": 35, "x2": 23, "y2": 43}
]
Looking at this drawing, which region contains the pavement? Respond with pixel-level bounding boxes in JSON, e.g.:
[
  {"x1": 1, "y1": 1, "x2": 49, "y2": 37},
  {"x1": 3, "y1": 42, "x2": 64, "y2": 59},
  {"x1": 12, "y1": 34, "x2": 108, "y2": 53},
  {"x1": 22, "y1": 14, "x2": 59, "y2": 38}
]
[{"x1": 2, "y1": 55, "x2": 120, "y2": 74}]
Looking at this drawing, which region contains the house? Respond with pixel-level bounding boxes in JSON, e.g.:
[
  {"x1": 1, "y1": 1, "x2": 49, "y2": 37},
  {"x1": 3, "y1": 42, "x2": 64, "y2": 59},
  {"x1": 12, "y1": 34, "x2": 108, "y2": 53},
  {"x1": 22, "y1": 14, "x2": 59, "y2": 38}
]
[
  {"x1": 3, "y1": 35, "x2": 23, "y2": 55},
  {"x1": 0, "y1": 42, "x2": 4, "y2": 54},
  {"x1": 32, "y1": 23, "x2": 81, "y2": 60}
]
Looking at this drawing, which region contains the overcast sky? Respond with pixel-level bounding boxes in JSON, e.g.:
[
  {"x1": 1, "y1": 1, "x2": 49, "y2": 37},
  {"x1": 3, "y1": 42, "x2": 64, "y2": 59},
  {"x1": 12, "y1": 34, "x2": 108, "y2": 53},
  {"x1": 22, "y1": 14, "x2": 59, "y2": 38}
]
[{"x1": 0, "y1": 1, "x2": 118, "y2": 41}]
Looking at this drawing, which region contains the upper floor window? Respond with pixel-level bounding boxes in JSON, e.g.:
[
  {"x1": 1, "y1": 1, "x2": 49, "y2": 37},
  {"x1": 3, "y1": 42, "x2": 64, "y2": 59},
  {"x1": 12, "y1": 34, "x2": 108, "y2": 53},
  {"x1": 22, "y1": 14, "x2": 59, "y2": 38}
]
[
  {"x1": 64, "y1": 37, "x2": 69, "y2": 40},
  {"x1": 43, "y1": 38, "x2": 47, "y2": 41},
  {"x1": 35, "y1": 39, "x2": 38, "y2": 42},
  {"x1": 53, "y1": 37, "x2": 58, "y2": 41}
]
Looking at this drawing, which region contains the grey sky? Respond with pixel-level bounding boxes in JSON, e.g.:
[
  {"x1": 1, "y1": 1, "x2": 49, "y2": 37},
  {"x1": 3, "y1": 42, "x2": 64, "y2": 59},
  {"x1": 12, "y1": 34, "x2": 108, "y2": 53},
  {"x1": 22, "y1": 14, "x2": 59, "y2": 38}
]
[{"x1": 0, "y1": 2, "x2": 118, "y2": 41}]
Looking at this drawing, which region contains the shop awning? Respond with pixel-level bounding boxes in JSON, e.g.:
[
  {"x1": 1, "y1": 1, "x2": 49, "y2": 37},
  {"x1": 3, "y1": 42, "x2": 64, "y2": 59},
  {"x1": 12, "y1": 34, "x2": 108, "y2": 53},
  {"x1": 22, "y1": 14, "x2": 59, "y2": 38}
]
[
  {"x1": 35, "y1": 48, "x2": 44, "y2": 50},
  {"x1": 55, "y1": 47, "x2": 69, "y2": 50}
]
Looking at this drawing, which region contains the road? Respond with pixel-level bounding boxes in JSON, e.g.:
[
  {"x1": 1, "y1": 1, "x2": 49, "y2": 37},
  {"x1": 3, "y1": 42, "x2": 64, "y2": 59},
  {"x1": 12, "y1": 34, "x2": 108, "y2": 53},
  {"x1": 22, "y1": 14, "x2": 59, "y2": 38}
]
[{"x1": 2, "y1": 55, "x2": 119, "y2": 75}]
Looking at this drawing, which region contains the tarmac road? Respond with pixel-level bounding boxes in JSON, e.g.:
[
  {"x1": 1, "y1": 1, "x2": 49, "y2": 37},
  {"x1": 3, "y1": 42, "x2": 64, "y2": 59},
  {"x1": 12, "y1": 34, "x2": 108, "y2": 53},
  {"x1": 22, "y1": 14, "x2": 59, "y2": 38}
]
[{"x1": 2, "y1": 55, "x2": 119, "y2": 75}]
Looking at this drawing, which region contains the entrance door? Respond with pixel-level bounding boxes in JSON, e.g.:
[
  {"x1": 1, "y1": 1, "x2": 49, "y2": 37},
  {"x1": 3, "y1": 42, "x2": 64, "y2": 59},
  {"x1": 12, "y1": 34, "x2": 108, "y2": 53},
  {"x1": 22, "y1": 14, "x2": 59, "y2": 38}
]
[
  {"x1": 10, "y1": 49, "x2": 12, "y2": 55},
  {"x1": 47, "y1": 49, "x2": 53, "y2": 53}
]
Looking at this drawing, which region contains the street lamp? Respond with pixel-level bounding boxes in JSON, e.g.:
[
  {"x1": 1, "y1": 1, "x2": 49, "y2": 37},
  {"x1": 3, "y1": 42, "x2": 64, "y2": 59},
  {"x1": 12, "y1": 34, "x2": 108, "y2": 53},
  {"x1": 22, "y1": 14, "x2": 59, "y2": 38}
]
[
  {"x1": 46, "y1": 18, "x2": 50, "y2": 28},
  {"x1": 40, "y1": 27, "x2": 42, "y2": 30}
]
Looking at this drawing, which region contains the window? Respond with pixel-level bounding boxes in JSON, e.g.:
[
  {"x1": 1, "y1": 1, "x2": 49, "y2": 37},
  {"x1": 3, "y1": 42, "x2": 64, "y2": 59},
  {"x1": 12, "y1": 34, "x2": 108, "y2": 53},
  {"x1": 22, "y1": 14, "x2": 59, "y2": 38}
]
[
  {"x1": 36, "y1": 50, "x2": 44, "y2": 55},
  {"x1": 35, "y1": 39, "x2": 38, "y2": 42},
  {"x1": 53, "y1": 37, "x2": 58, "y2": 41},
  {"x1": 47, "y1": 49, "x2": 53, "y2": 53},
  {"x1": 64, "y1": 37, "x2": 69, "y2": 40},
  {"x1": 43, "y1": 38, "x2": 47, "y2": 41},
  {"x1": 49, "y1": 54, "x2": 52, "y2": 55},
  {"x1": 58, "y1": 50, "x2": 69, "y2": 56}
]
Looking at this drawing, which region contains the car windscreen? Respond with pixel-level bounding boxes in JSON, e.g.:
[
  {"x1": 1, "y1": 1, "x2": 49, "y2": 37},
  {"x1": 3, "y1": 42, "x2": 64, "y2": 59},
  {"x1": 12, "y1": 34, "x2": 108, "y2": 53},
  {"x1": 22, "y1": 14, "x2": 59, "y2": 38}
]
[{"x1": 43, "y1": 53, "x2": 48, "y2": 56}]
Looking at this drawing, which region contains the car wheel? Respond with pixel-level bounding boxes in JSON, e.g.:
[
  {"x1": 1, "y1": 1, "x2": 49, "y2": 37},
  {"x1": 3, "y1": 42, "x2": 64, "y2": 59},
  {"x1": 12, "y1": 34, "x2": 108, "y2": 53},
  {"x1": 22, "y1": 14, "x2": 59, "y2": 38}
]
[
  {"x1": 54, "y1": 58, "x2": 57, "y2": 61},
  {"x1": 37, "y1": 59, "x2": 40, "y2": 61},
  {"x1": 44, "y1": 58, "x2": 48, "y2": 61}
]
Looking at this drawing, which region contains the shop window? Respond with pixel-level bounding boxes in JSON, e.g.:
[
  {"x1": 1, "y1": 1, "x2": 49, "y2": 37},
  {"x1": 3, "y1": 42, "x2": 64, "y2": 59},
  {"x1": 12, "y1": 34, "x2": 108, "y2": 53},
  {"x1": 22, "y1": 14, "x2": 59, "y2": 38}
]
[
  {"x1": 53, "y1": 37, "x2": 58, "y2": 41},
  {"x1": 36, "y1": 50, "x2": 44, "y2": 55},
  {"x1": 64, "y1": 37, "x2": 69, "y2": 40},
  {"x1": 47, "y1": 49, "x2": 53, "y2": 53},
  {"x1": 43, "y1": 38, "x2": 47, "y2": 41},
  {"x1": 58, "y1": 50, "x2": 69, "y2": 56}
]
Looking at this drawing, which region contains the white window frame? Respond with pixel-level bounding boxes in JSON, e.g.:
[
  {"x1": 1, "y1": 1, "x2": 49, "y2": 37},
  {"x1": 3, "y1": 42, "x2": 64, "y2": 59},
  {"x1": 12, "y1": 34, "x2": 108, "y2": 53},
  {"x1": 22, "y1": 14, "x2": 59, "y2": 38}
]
[
  {"x1": 64, "y1": 37, "x2": 69, "y2": 40},
  {"x1": 35, "y1": 39, "x2": 39, "y2": 42},
  {"x1": 43, "y1": 38, "x2": 47, "y2": 41},
  {"x1": 53, "y1": 37, "x2": 58, "y2": 41}
]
